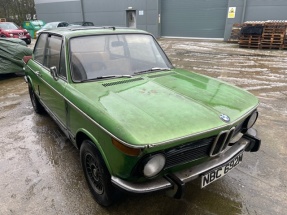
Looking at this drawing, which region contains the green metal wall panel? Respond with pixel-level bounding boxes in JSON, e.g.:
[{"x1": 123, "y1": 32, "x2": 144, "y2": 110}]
[{"x1": 161, "y1": 0, "x2": 228, "y2": 38}]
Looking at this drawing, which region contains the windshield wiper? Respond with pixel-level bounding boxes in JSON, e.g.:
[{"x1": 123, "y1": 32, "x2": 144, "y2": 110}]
[
  {"x1": 84, "y1": 75, "x2": 133, "y2": 81},
  {"x1": 134, "y1": 67, "x2": 171, "y2": 75}
]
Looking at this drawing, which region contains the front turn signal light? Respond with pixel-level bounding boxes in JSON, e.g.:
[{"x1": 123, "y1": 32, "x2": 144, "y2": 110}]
[{"x1": 112, "y1": 138, "x2": 141, "y2": 156}]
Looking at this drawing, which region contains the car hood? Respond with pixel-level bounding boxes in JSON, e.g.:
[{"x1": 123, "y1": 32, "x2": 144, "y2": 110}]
[
  {"x1": 5, "y1": 29, "x2": 25, "y2": 33},
  {"x1": 71, "y1": 69, "x2": 259, "y2": 146}
]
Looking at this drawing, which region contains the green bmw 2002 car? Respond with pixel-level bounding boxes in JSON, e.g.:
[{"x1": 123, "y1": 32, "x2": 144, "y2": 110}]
[{"x1": 23, "y1": 27, "x2": 261, "y2": 206}]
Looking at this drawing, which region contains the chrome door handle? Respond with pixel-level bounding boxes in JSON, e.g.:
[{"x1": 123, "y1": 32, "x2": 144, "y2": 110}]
[{"x1": 35, "y1": 71, "x2": 41, "y2": 77}]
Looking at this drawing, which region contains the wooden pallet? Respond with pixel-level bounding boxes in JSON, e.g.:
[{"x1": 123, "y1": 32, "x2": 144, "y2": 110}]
[
  {"x1": 260, "y1": 22, "x2": 286, "y2": 49},
  {"x1": 239, "y1": 35, "x2": 261, "y2": 49},
  {"x1": 228, "y1": 23, "x2": 242, "y2": 43},
  {"x1": 238, "y1": 20, "x2": 287, "y2": 49}
]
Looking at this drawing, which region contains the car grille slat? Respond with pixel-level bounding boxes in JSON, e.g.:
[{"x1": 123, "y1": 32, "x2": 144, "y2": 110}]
[
  {"x1": 164, "y1": 125, "x2": 244, "y2": 169},
  {"x1": 164, "y1": 137, "x2": 215, "y2": 169}
]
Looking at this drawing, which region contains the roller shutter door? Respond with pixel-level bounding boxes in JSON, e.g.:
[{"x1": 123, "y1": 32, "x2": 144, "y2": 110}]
[{"x1": 161, "y1": 0, "x2": 228, "y2": 38}]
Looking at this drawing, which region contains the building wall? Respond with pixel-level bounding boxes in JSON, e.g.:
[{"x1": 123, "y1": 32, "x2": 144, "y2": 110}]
[
  {"x1": 35, "y1": 0, "x2": 287, "y2": 40},
  {"x1": 35, "y1": 0, "x2": 160, "y2": 37},
  {"x1": 35, "y1": 0, "x2": 83, "y2": 23},
  {"x1": 161, "y1": 0, "x2": 229, "y2": 38}
]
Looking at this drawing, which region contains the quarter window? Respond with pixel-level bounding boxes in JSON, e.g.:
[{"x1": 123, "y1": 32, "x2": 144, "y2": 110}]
[{"x1": 59, "y1": 43, "x2": 67, "y2": 78}]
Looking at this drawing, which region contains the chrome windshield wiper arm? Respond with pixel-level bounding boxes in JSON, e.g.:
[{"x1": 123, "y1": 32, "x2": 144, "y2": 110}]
[{"x1": 134, "y1": 67, "x2": 171, "y2": 75}]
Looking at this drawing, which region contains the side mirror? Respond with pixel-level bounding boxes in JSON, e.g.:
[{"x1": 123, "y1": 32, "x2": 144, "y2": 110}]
[{"x1": 50, "y1": 66, "x2": 58, "y2": 81}]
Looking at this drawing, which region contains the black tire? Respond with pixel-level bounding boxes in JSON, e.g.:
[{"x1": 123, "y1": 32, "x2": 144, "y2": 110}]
[
  {"x1": 25, "y1": 38, "x2": 31, "y2": 45},
  {"x1": 28, "y1": 82, "x2": 45, "y2": 114},
  {"x1": 80, "y1": 140, "x2": 116, "y2": 206}
]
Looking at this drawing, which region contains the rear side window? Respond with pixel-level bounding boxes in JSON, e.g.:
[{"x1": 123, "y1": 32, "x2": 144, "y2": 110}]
[
  {"x1": 34, "y1": 33, "x2": 48, "y2": 64},
  {"x1": 44, "y1": 35, "x2": 62, "y2": 69}
]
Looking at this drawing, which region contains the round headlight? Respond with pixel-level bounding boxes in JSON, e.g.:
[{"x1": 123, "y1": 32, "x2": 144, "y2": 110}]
[
  {"x1": 143, "y1": 154, "x2": 166, "y2": 178},
  {"x1": 246, "y1": 111, "x2": 258, "y2": 129}
]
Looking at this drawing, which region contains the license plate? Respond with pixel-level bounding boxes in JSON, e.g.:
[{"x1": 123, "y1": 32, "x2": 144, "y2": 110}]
[
  {"x1": 19, "y1": 36, "x2": 26, "y2": 39},
  {"x1": 201, "y1": 152, "x2": 243, "y2": 188}
]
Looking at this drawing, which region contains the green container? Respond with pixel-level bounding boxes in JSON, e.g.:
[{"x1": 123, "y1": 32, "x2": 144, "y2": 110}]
[{"x1": 22, "y1": 20, "x2": 45, "y2": 39}]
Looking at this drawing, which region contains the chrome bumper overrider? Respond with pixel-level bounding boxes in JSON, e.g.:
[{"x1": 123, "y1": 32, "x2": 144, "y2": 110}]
[{"x1": 111, "y1": 135, "x2": 260, "y2": 194}]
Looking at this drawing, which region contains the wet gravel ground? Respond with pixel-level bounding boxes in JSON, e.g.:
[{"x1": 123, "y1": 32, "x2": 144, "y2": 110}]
[{"x1": 0, "y1": 39, "x2": 286, "y2": 215}]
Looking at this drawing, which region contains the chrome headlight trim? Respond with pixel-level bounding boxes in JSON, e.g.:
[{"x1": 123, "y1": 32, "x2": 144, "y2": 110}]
[
  {"x1": 246, "y1": 111, "x2": 258, "y2": 129},
  {"x1": 143, "y1": 154, "x2": 166, "y2": 178}
]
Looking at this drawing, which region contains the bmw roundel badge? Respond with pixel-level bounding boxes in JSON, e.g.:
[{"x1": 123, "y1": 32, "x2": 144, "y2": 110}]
[{"x1": 220, "y1": 114, "x2": 230, "y2": 123}]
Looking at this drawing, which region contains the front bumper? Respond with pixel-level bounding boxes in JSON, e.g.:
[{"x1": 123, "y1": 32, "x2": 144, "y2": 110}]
[{"x1": 111, "y1": 134, "x2": 261, "y2": 196}]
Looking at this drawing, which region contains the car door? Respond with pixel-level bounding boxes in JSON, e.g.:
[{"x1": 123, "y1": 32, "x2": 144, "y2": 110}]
[{"x1": 31, "y1": 33, "x2": 68, "y2": 130}]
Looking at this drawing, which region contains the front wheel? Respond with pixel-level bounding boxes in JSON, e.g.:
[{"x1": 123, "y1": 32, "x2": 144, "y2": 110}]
[{"x1": 80, "y1": 140, "x2": 117, "y2": 206}]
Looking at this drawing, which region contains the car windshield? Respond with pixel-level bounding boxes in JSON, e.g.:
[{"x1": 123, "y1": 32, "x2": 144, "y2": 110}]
[
  {"x1": 0, "y1": 22, "x2": 19, "y2": 30},
  {"x1": 70, "y1": 34, "x2": 172, "y2": 82}
]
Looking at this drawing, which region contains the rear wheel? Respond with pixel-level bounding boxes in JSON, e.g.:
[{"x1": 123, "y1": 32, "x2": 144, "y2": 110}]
[
  {"x1": 28, "y1": 82, "x2": 45, "y2": 114},
  {"x1": 80, "y1": 140, "x2": 117, "y2": 206}
]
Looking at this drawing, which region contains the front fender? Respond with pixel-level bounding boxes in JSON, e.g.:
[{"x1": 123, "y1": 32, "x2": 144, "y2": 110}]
[{"x1": 75, "y1": 128, "x2": 112, "y2": 173}]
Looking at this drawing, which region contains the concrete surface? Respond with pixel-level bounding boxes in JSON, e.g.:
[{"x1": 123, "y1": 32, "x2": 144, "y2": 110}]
[{"x1": 0, "y1": 38, "x2": 286, "y2": 215}]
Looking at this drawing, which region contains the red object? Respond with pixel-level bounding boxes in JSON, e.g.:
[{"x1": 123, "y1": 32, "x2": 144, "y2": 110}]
[
  {"x1": 0, "y1": 22, "x2": 31, "y2": 44},
  {"x1": 23, "y1": 55, "x2": 32, "y2": 64}
]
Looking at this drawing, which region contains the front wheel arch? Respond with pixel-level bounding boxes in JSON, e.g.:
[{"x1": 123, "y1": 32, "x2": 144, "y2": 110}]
[{"x1": 75, "y1": 130, "x2": 112, "y2": 174}]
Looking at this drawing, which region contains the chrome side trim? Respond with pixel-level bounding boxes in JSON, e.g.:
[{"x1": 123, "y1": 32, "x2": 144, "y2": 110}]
[{"x1": 111, "y1": 137, "x2": 250, "y2": 193}]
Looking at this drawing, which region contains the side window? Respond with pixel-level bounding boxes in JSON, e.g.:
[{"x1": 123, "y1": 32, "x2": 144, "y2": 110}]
[
  {"x1": 58, "y1": 22, "x2": 69, "y2": 27},
  {"x1": 34, "y1": 33, "x2": 48, "y2": 64},
  {"x1": 44, "y1": 35, "x2": 62, "y2": 71}
]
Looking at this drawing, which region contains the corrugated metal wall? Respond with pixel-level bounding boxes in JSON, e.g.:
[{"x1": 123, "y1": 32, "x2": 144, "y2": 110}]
[
  {"x1": 82, "y1": 0, "x2": 160, "y2": 37},
  {"x1": 35, "y1": 0, "x2": 83, "y2": 23},
  {"x1": 245, "y1": 0, "x2": 287, "y2": 21},
  {"x1": 161, "y1": 0, "x2": 229, "y2": 38}
]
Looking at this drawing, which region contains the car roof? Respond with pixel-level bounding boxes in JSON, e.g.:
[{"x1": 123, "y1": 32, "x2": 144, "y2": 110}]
[
  {"x1": 42, "y1": 26, "x2": 151, "y2": 39},
  {"x1": 47, "y1": 21, "x2": 66, "y2": 24},
  {"x1": 0, "y1": 22, "x2": 16, "y2": 24}
]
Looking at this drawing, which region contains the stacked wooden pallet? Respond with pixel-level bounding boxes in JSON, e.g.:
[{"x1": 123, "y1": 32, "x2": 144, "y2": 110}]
[
  {"x1": 228, "y1": 23, "x2": 242, "y2": 43},
  {"x1": 283, "y1": 30, "x2": 287, "y2": 50},
  {"x1": 260, "y1": 21, "x2": 287, "y2": 49},
  {"x1": 239, "y1": 22, "x2": 264, "y2": 49}
]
